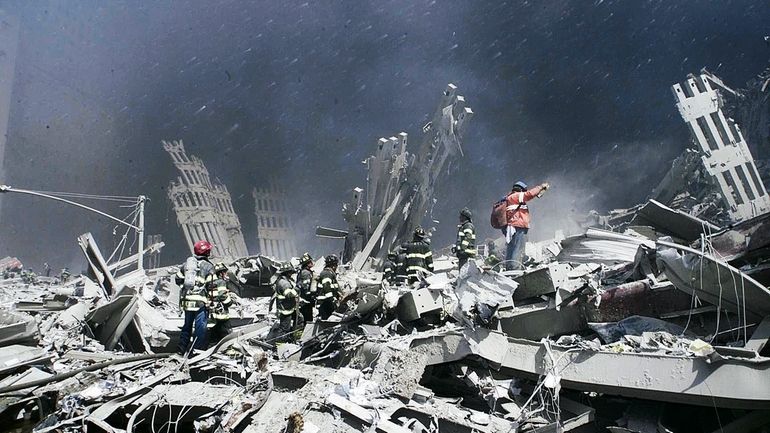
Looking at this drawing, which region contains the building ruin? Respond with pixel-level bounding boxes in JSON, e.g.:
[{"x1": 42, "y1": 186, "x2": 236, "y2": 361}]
[
  {"x1": 163, "y1": 139, "x2": 249, "y2": 259},
  {"x1": 341, "y1": 84, "x2": 473, "y2": 269},
  {"x1": 253, "y1": 181, "x2": 297, "y2": 259},
  {"x1": 671, "y1": 72, "x2": 770, "y2": 222},
  {"x1": 0, "y1": 10, "x2": 19, "y2": 226}
]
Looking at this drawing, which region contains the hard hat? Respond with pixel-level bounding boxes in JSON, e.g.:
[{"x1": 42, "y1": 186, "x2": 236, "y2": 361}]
[
  {"x1": 512, "y1": 181, "x2": 528, "y2": 191},
  {"x1": 299, "y1": 252, "x2": 314, "y2": 266},
  {"x1": 460, "y1": 207, "x2": 472, "y2": 221},
  {"x1": 325, "y1": 254, "x2": 339, "y2": 267},
  {"x1": 193, "y1": 240, "x2": 212, "y2": 256},
  {"x1": 276, "y1": 262, "x2": 296, "y2": 275},
  {"x1": 413, "y1": 227, "x2": 427, "y2": 240},
  {"x1": 214, "y1": 262, "x2": 228, "y2": 274}
]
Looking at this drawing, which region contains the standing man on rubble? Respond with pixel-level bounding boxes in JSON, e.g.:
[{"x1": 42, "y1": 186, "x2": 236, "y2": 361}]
[
  {"x1": 402, "y1": 227, "x2": 434, "y2": 284},
  {"x1": 296, "y1": 252, "x2": 316, "y2": 322},
  {"x1": 271, "y1": 262, "x2": 300, "y2": 342},
  {"x1": 208, "y1": 262, "x2": 233, "y2": 346},
  {"x1": 316, "y1": 254, "x2": 341, "y2": 320},
  {"x1": 453, "y1": 207, "x2": 477, "y2": 270},
  {"x1": 504, "y1": 181, "x2": 549, "y2": 270},
  {"x1": 176, "y1": 240, "x2": 215, "y2": 355}
]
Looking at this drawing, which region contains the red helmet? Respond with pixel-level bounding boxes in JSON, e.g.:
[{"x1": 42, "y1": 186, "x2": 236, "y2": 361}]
[{"x1": 193, "y1": 240, "x2": 212, "y2": 256}]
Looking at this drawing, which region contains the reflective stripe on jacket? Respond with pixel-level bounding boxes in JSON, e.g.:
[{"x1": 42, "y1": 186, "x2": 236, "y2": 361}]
[
  {"x1": 316, "y1": 268, "x2": 339, "y2": 301},
  {"x1": 506, "y1": 185, "x2": 544, "y2": 229},
  {"x1": 274, "y1": 276, "x2": 297, "y2": 316},
  {"x1": 296, "y1": 268, "x2": 315, "y2": 301},
  {"x1": 402, "y1": 240, "x2": 434, "y2": 277},
  {"x1": 455, "y1": 221, "x2": 477, "y2": 258},
  {"x1": 175, "y1": 257, "x2": 215, "y2": 312},
  {"x1": 208, "y1": 278, "x2": 232, "y2": 321}
]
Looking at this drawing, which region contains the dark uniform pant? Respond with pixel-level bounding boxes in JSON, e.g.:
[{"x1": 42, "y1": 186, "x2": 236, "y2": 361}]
[
  {"x1": 317, "y1": 299, "x2": 336, "y2": 320},
  {"x1": 179, "y1": 307, "x2": 208, "y2": 354},
  {"x1": 300, "y1": 301, "x2": 314, "y2": 323},
  {"x1": 209, "y1": 319, "x2": 231, "y2": 347},
  {"x1": 458, "y1": 256, "x2": 468, "y2": 270}
]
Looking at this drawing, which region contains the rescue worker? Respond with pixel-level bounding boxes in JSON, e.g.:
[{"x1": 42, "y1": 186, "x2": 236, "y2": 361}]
[
  {"x1": 401, "y1": 227, "x2": 434, "y2": 284},
  {"x1": 382, "y1": 251, "x2": 398, "y2": 285},
  {"x1": 175, "y1": 240, "x2": 215, "y2": 354},
  {"x1": 395, "y1": 249, "x2": 408, "y2": 285},
  {"x1": 296, "y1": 252, "x2": 316, "y2": 322},
  {"x1": 504, "y1": 181, "x2": 549, "y2": 270},
  {"x1": 316, "y1": 254, "x2": 340, "y2": 320},
  {"x1": 485, "y1": 241, "x2": 502, "y2": 268},
  {"x1": 272, "y1": 262, "x2": 299, "y2": 342},
  {"x1": 208, "y1": 262, "x2": 233, "y2": 346},
  {"x1": 453, "y1": 207, "x2": 477, "y2": 270},
  {"x1": 60, "y1": 268, "x2": 71, "y2": 283}
]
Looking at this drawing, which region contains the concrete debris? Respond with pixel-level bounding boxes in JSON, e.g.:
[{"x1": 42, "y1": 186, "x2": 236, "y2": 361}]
[{"x1": 7, "y1": 74, "x2": 770, "y2": 433}]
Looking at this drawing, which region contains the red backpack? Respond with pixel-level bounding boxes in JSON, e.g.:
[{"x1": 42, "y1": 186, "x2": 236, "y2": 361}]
[{"x1": 490, "y1": 199, "x2": 507, "y2": 229}]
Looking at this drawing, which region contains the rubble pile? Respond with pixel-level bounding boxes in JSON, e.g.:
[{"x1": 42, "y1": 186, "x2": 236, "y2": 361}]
[
  {"x1": 4, "y1": 193, "x2": 770, "y2": 433},
  {"x1": 4, "y1": 74, "x2": 770, "y2": 433}
]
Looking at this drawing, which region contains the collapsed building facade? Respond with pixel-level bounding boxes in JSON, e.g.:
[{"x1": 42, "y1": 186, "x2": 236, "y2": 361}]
[
  {"x1": 0, "y1": 10, "x2": 19, "y2": 225},
  {"x1": 164, "y1": 139, "x2": 249, "y2": 259},
  {"x1": 332, "y1": 84, "x2": 474, "y2": 269},
  {"x1": 253, "y1": 181, "x2": 297, "y2": 260},
  {"x1": 3, "y1": 73, "x2": 770, "y2": 433}
]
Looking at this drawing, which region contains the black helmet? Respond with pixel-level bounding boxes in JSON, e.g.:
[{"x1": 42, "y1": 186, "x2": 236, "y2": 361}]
[
  {"x1": 460, "y1": 207, "x2": 472, "y2": 221},
  {"x1": 413, "y1": 227, "x2": 427, "y2": 240},
  {"x1": 299, "y1": 252, "x2": 313, "y2": 266},
  {"x1": 325, "y1": 254, "x2": 339, "y2": 267},
  {"x1": 214, "y1": 262, "x2": 228, "y2": 274},
  {"x1": 276, "y1": 262, "x2": 296, "y2": 275}
]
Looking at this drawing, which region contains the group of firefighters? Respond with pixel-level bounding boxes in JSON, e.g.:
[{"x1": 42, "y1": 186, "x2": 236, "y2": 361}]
[{"x1": 176, "y1": 179, "x2": 549, "y2": 354}]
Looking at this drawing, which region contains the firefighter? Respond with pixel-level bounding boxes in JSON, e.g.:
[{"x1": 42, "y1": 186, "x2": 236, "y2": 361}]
[
  {"x1": 394, "y1": 249, "x2": 408, "y2": 285},
  {"x1": 382, "y1": 251, "x2": 398, "y2": 285},
  {"x1": 485, "y1": 241, "x2": 502, "y2": 268},
  {"x1": 208, "y1": 262, "x2": 233, "y2": 346},
  {"x1": 316, "y1": 254, "x2": 340, "y2": 320},
  {"x1": 273, "y1": 262, "x2": 299, "y2": 342},
  {"x1": 401, "y1": 227, "x2": 434, "y2": 285},
  {"x1": 453, "y1": 207, "x2": 477, "y2": 270},
  {"x1": 296, "y1": 252, "x2": 316, "y2": 322},
  {"x1": 175, "y1": 240, "x2": 215, "y2": 354},
  {"x1": 504, "y1": 181, "x2": 549, "y2": 270},
  {"x1": 60, "y1": 268, "x2": 71, "y2": 283}
]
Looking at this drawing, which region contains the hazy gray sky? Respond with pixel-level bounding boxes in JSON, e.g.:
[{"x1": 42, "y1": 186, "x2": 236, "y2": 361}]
[{"x1": 1, "y1": 0, "x2": 768, "y2": 269}]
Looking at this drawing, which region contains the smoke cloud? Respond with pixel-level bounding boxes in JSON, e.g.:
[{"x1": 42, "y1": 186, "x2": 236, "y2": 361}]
[{"x1": 1, "y1": 0, "x2": 768, "y2": 269}]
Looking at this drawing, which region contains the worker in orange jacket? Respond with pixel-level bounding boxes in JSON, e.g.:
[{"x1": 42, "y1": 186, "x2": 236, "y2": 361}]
[{"x1": 504, "y1": 180, "x2": 549, "y2": 270}]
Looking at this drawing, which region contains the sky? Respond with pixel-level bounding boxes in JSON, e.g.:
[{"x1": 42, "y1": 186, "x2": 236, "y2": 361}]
[{"x1": 0, "y1": 0, "x2": 769, "y2": 271}]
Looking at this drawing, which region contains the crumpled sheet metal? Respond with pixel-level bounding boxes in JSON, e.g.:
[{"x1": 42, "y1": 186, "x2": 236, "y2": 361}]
[
  {"x1": 656, "y1": 240, "x2": 770, "y2": 320},
  {"x1": 559, "y1": 228, "x2": 654, "y2": 265}
]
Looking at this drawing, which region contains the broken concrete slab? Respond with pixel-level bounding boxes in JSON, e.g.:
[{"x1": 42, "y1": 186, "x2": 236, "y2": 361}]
[
  {"x1": 0, "y1": 309, "x2": 37, "y2": 346},
  {"x1": 0, "y1": 345, "x2": 50, "y2": 376},
  {"x1": 501, "y1": 337, "x2": 770, "y2": 409},
  {"x1": 494, "y1": 303, "x2": 586, "y2": 341},
  {"x1": 513, "y1": 262, "x2": 572, "y2": 301},
  {"x1": 396, "y1": 288, "x2": 443, "y2": 322}
]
